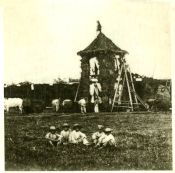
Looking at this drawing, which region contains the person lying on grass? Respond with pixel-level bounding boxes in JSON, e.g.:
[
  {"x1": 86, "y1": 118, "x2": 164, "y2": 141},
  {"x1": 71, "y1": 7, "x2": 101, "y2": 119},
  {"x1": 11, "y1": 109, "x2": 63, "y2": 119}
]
[
  {"x1": 69, "y1": 124, "x2": 90, "y2": 145},
  {"x1": 45, "y1": 126, "x2": 62, "y2": 147},
  {"x1": 92, "y1": 125, "x2": 105, "y2": 145},
  {"x1": 96, "y1": 128, "x2": 116, "y2": 149},
  {"x1": 60, "y1": 123, "x2": 71, "y2": 145}
]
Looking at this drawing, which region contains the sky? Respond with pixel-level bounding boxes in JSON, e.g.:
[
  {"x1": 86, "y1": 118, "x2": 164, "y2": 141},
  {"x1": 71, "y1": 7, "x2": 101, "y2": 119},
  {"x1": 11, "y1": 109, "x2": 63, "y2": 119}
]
[{"x1": 0, "y1": 0, "x2": 172, "y2": 84}]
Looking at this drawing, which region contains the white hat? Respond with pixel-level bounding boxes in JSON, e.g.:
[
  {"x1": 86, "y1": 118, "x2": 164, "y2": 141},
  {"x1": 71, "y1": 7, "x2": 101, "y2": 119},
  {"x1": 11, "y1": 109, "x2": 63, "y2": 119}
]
[
  {"x1": 62, "y1": 123, "x2": 70, "y2": 127},
  {"x1": 91, "y1": 78, "x2": 98, "y2": 82},
  {"x1": 105, "y1": 128, "x2": 113, "y2": 132},
  {"x1": 50, "y1": 126, "x2": 56, "y2": 130},
  {"x1": 116, "y1": 77, "x2": 122, "y2": 82},
  {"x1": 98, "y1": 125, "x2": 104, "y2": 129},
  {"x1": 73, "y1": 123, "x2": 82, "y2": 129}
]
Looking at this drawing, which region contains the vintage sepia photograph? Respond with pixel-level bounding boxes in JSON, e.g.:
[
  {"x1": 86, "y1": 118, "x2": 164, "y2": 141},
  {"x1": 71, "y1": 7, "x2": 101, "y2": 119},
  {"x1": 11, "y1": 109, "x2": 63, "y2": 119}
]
[{"x1": 1, "y1": 0, "x2": 173, "y2": 171}]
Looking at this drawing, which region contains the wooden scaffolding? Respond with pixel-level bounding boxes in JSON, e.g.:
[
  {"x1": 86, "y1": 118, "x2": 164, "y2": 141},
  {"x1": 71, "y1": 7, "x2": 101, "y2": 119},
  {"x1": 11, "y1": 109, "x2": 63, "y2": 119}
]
[{"x1": 111, "y1": 56, "x2": 148, "y2": 112}]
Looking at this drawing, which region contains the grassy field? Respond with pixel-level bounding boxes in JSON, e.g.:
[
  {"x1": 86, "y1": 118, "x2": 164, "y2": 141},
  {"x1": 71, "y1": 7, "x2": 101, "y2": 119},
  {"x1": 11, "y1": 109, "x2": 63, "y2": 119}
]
[{"x1": 5, "y1": 112, "x2": 172, "y2": 170}]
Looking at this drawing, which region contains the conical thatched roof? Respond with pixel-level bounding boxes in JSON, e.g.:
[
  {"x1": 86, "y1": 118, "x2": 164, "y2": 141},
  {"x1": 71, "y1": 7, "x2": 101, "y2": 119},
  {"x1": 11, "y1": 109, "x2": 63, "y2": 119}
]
[{"x1": 77, "y1": 32, "x2": 128, "y2": 56}]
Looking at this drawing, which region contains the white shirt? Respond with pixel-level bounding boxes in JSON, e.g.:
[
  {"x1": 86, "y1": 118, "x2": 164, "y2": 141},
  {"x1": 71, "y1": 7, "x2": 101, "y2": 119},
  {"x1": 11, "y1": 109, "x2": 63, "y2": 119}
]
[
  {"x1": 98, "y1": 133, "x2": 107, "y2": 144},
  {"x1": 78, "y1": 99, "x2": 86, "y2": 106},
  {"x1": 69, "y1": 130, "x2": 87, "y2": 144},
  {"x1": 60, "y1": 130, "x2": 71, "y2": 139},
  {"x1": 90, "y1": 83, "x2": 102, "y2": 96},
  {"x1": 45, "y1": 132, "x2": 61, "y2": 142},
  {"x1": 98, "y1": 133, "x2": 115, "y2": 145},
  {"x1": 89, "y1": 57, "x2": 99, "y2": 75},
  {"x1": 92, "y1": 131, "x2": 105, "y2": 140}
]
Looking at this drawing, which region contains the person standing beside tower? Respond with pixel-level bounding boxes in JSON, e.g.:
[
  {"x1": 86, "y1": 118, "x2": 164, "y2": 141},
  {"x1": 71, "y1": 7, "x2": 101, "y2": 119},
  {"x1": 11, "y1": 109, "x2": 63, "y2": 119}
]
[
  {"x1": 93, "y1": 82, "x2": 102, "y2": 113},
  {"x1": 78, "y1": 97, "x2": 87, "y2": 114}
]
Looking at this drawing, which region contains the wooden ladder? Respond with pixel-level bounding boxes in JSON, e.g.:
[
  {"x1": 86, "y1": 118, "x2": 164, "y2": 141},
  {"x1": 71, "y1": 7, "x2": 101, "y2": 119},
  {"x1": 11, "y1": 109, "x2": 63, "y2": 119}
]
[
  {"x1": 111, "y1": 64, "x2": 124, "y2": 112},
  {"x1": 111, "y1": 58, "x2": 147, "y2": 112}
]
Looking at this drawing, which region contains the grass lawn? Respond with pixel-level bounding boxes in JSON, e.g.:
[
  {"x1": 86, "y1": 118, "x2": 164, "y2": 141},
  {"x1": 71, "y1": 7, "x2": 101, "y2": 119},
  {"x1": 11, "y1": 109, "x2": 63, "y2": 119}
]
[{"x1": 5, "y1": 112, "x2": 172, "y2": 170}]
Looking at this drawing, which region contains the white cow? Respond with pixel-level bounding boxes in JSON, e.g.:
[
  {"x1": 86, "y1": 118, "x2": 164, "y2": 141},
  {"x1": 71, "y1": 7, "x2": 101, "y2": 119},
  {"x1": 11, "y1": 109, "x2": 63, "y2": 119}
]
[
  {"x1": 52, "y1": 99, "x2": 60, "y2": 112},
  {"x1": 4, "y1": 98, "x2": 23, "y2": 113}
]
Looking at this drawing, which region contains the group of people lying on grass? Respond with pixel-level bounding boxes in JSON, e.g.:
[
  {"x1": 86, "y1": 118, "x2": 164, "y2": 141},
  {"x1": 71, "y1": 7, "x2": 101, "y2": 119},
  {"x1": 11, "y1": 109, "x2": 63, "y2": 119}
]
[{"x1": 45, "y1": 123, "x2": 116, "y2": 149}]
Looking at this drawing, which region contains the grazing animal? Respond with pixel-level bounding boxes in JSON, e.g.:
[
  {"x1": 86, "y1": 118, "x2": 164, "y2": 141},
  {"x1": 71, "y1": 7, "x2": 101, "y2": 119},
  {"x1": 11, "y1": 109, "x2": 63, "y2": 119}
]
[
  {"x1": 62, "y1": 99, "x2": 73, "y2": 107},
  {"x1": 31, "y1": 99, "x2": 45, "y2": 113},
  {"x1": 23, "y1": 98, "x2": 45, "y2": 113},
  {"x1": 62, "y1": 99, "x2": 73, "y2": 113},
  {"x1": 52, "y1": 99, "x2": 61, "y2": 112},
  {"x1": 146, "y1": 99, "x2": 156, "y2": 109},
  {"x1": 23, "y1": 98, "x2": 32, "y2": 113},
  {"x1": 4, "y1": 98, "x2": 23, "y2": 113}
]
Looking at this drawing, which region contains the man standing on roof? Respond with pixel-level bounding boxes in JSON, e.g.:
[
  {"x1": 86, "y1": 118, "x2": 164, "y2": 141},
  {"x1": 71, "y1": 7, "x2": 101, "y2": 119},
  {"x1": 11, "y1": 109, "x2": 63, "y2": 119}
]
[
  {"x1": 97, "y1": 20, "x2": 102, "y2": 33},
  {"x1": 78, "y1": 97, "x2": 87, "y2": 114}
]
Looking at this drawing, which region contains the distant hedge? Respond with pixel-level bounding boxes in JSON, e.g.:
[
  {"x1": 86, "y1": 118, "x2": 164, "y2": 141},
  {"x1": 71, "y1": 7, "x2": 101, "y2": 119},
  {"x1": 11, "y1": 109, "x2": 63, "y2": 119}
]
[
  {"x1": 4, "y1": 78, "x2": 171, "y2": 107},
  {"x1": 4, "y1": 83, "x2": 78, "y2": 106}
]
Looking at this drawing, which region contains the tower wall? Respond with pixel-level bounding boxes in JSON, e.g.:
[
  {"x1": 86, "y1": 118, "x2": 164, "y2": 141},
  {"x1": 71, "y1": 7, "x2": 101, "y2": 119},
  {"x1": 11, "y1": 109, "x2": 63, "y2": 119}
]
[
  {"x1": 79, "y1": 57, "x2": 90, "y2": 99},
  {"x1": 79, "y1": 53, "x2": 119, "y2": 111},
  {"x1": 98, "y1": 53, "x2": 116, "y2": 99}
]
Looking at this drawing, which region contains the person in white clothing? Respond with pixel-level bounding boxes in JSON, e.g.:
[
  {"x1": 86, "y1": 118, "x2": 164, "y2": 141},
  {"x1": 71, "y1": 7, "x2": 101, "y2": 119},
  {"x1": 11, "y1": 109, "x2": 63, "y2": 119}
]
[
  {"x1": 69, "y1": 124, "x2": 89, "y2": 145},
  {"x1": 89, "y1": 57, "x2": 99, "y2": 76},
  {"x1": 78, "y1": 97, "x2": 87, "y2": 114},
  {"x1": 60, "y1": 123, "x2": 71, "y2": 145},
  {"x1": 92, "y1": 125, "x2": 105, "y2": 145},
  {"x1": 93, "y1": 83, "x2": 102, "y2": 113},
  {"x1": 94, "y1": 96, "x2": 101, "y2": 113},
  {"x1": 89, "y1": 79, "x2": 102, "y2": 104},
  {"x1": 97, "y1": 128, "x2": 116, "y2": 148},
  {"x1": 45, "y1": 126, "x2": 61, "y2": 147}
]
